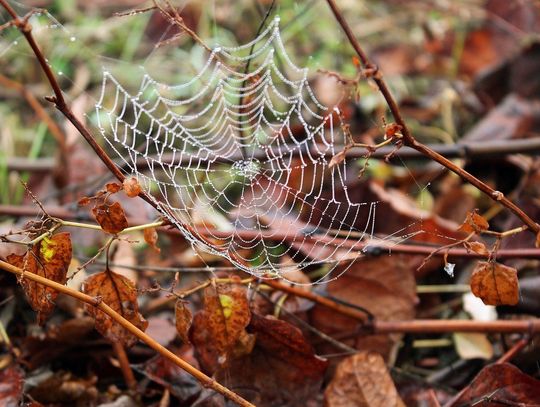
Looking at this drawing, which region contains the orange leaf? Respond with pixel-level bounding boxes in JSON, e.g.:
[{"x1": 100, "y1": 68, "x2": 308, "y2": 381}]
[
  {"x1": 82, "y1": 269, "x2": 148, "y2": 347},
  {"x1": 470, "y1": 261, "x2": 519, "y2": 306},
  {"x1": 191, "y1": 282, "x2": 251, "y2": 368},
  {"x1": 92, "y1": 201, "x2": 128, "y2": 234},
  {"x1": 174, "y1": 300, "x2": 192, "y2": 344},
  {"x1": 325, "y1": 351, "x2": 405, "y2": 407},
  {"x1": 78, "y1": 196, "x2": 91, "y2": 206},
  {"x1": 458, "y1": 210, "x2": 489, "y2": 234},
  {"x1": 105, "y1": 182, "x2": 122, "y2": 193},
  {"x1": 6, "y1": 232, "x2": 72, "y2": 325},
  {"x1": 143, "y1": 227, "x2": 160, "y2": 253},
  {"x1": 465, "y1": 241, "x2": 489, "y2": 256},
  {"x1": 123, "y1": 177, "x2": 142, "y2": 198}
]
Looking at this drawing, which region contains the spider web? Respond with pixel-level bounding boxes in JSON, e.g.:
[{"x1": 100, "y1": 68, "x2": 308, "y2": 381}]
[{"x1": 94, "y1": 16, "x2": 386, "y2": 279}]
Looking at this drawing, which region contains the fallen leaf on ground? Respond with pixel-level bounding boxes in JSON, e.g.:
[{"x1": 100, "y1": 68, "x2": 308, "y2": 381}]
[
  {"x1": 7, "y1": 232, "x2": 72, "y2": 324},
  {"x1": 0, "y1": 364, "x2": 24, "y2": 407},
  {"x1": 325, "y1": 351, "x2": 405, "y2": 407},
  {"x1": 453, "y1": 332, "x2": 494, "y2": 360},
  {"x1": 214, "y1": 314, "x2": 328, "y2": 406},
  {"x1": 470, "y1": 261, "x2": 519, "y2": 305},
  {"x1": 311, "y1": 255, "x2": 417, "y2": 360},
  {"x1": 92, "y1": 201, "x2": 128, "y2": 234},
  {"x1": 452, "y1": 363, "x2": 540, "y2": 406},
  {"x1": 82, "y1": 269, "x2": 148, "y2": 347}
]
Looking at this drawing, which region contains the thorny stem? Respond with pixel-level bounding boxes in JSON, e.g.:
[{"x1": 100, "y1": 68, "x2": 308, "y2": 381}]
[
  {"x1": 0, "y1": 260, "x2": 255, "y2": 407},
  {"x1": 324, "y1": 0, "x2": 540, "y2": 235}
]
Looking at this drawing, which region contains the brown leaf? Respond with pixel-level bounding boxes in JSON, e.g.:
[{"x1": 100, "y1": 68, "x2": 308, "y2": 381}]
[
  {"x1": 191, "y1": 282, "x2": 251, "y2": 369},
  {"x1": 143, "y1": 227, "x2": 160, "y2": 252},
  {"x1": 174, "y1": 300, "x2": 192, "y2": 344},
  {"x1": 452, "y1": 363, "x2": 540, "y2": 406},
  {"x1": 105, "y1": 182, "x2": 122, "y2": 193},
  {"x1": 6, "y1": 232, "x2": 72, "y2": 324},
  {"x1": 536, "y1": 231, "x2": 540, "y2": 248},
  {"x1": 92, "y1": 201, "x2": 128, "y2": 234},
  {"x1": 213, "y1": 314, "x2": 328, "y2": 406},
  {"x1": 325, "y1": 351, "x2": 405, "y2": 407},
  {"x1": 458, "y1": 210, "x2": 489, "y2": 234},
  {"x1": 77, "y1": 196, "x2": 91, "y2": 207},
  {"x1": 470, "y1": 261, "x2": 519, "y2": 306},
  {"x1": 123, "y1": 177, "x2": 142, "y2": 198},
  {"x1": 311, "y1": 255, "x2": 417, "y2": 359},
  {"x1": 0, "y1": 364, "x2": 24, "y2": 407},
  {"x1": 465, "y1": 241, "x2": 490, "y2": 256},
  {"x1": 82, "y1": 269, "x2": 148, "y2": 347}
]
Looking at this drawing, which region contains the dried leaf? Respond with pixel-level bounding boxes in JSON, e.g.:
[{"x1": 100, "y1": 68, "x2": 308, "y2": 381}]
[
  {"x1": 6, "y1": 233, "x2": 72, "y2": 324},
  {"x1": 191, "y1": 282, "x2": 251, "y2": 369},
  {"x1": 82, "y1": 269, "x2": 148, "y2": 347},
  {"x1": 77, "y1": 196, "x2": 91, "y2": 207},
  {"x1": 105, "y1": 182, "x2": 122, "y2": 193},
  {"x1": 123, "y1": 177, "x2": 142, "y2": 198},
  {"x1": 212, "y1": 314, "x2": 328, "y2": 405},
  {"x1": 536, "y1": 231, "x2": 540, "y2": 248},
  {"x1": 174, "y1": 300, "x2": 192, "y2": 344},
  {"x1": 453, "y1": 333, "x2": 494, "y2": 360},
  {"x1": 325, "y1": 351, "x2": 405, "y2": 407},
  {"x1": 470, "y1": 261, "x2": 519, "y2": 306},
  {"x1": 458, "y1": 210, "x2": 489, "y2": 234},
  {"x1": 143, "y1": 227, "x2": 160, "y2": 252},
  {"x1": 311, "y1": 255, "x2": 417, "y2": 359},
  {"x1": 0, "y1": 364, "x2": 24, "y2": 407},
  {"x1": 465, "y1": 241, "x2": 489, "y2": 256},
  {"x1": 92, "y1": 202, "x2": 128, "y2": 234},
  {"x1": 453, "y1": 363, "x2": 540, "y2": 406}
]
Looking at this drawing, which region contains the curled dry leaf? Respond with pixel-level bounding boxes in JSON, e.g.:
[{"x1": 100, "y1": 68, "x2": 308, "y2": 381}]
[
  {"x1": 82, "y1": 269, "x2": 148, "y2": 347},
  {"x1": 464, "y1": 241, "x2": 489, "y2": 256},
  {"x1": 470, "y1": 261, "x2": 519, "y2": 306},
  {"x1": 92, "y1": 201, "x2": 128, "y2": 234},
  {"x1": 191, "y1": 282, "x2": 251, "y2": 371},
  {"x1": 452, "y1": 363, "x2": 540, "y2": 406},
  {"x1": 143, "y1": 227, "x2": 160, "y2": 253},
  {"x1": 458, "y1": 210, "x2": 489, "y2": 234},
  {"x1": 174, "y1": 300, "x2": 192, "y2": 344},
  {"x1": 123, "y1": 177, "x2": 142, "y2": 198},
  {"x1": 105, "y1": 182, "x2": 122, "y2": 194},
  {"x1": 325, "y1": 351, "x2": 405, "y2": 407},
  {"x1": 7, "y1": 232, "x2": 72, "y2": 325},
  {"x1": 77, "y1": 196, "x2": 91, "y2": 207}
]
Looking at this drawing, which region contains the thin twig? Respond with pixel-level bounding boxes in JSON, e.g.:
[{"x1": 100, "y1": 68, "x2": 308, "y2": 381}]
[{"x1": 0, "y1": 259, "x2": 254, "y2": 407}]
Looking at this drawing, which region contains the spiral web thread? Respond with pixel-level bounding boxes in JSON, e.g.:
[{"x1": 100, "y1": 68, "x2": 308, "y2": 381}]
[{"x1": 94, "y1": 16, "x2": 404, "y2": 279}]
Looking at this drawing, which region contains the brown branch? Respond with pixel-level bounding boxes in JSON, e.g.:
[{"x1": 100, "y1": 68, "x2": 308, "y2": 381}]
[
  {"x1": 3, "y1": 204, "x2": 540, "y2": 260},
  {"x1": 324, "y1": 0, "x2": 540, "y2": 235},
  {"x1": 496, "y1": 337, "x2": 530, "y2": 364},
  {"x1": 372, "y1": 319, "x2": 540, "y2": 334},
  {"x1": 0, "y1": 259, "x2": 254, "y2": 407},
  {"x1": 112, "y1": 341, "x2": 137, "y2": 393}
]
